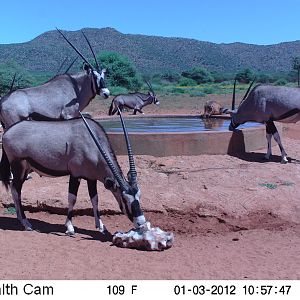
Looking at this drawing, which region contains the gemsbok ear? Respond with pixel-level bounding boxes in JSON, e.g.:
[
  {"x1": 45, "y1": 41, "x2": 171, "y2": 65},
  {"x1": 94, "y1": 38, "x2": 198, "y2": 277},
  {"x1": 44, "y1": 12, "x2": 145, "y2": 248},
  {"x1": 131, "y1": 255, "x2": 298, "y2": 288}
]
[
  {"x1": 83, "y1": 62, "x2": 92, "y2": 74},
  {"x1": 104, "y1": 177, "x2": 117, "y2": 190}
]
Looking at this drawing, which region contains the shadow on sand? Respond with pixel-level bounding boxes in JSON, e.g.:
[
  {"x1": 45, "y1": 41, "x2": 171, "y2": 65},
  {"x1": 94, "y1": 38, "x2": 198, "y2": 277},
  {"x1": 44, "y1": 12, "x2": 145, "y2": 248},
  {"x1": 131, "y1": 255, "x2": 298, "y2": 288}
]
[
  {"x1": 227, "y1": 129, "x2": 297, "y2": 163},
  {"x1": 0, "y1": 216, "x2": 113, "y2": 243}
]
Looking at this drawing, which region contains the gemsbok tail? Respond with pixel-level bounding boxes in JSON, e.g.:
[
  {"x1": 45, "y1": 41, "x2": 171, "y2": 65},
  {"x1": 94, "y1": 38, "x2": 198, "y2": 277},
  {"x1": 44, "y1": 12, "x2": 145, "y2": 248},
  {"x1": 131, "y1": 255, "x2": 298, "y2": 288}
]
[
  {"x1": 0, "y1": 146, "x2": 11, "y2": 190},
  {"x1": 108, "y1": 101, "x2": 114, "y2": 115}
]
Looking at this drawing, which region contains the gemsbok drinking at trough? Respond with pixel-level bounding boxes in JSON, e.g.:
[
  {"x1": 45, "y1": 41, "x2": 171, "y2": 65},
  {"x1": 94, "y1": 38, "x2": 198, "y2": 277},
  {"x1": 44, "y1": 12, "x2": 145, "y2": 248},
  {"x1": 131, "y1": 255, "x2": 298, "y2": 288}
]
[
  {"x1": 108, "y1": 81, "x2": 159, "y2": 115},
  {"x1": 0, "y1": 111, "x2": 146, "y2": 235},
  {"x1": 228, "y1": 82, "x2": 298, "y2": 164},
  {"x1": 203, "y1": 100, "x2": 224, "y2": 117}
]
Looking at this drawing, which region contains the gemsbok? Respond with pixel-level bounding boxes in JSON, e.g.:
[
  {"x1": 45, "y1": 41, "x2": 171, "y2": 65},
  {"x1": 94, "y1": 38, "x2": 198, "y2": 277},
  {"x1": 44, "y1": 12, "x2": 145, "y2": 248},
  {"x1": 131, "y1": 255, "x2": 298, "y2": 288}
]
[
  {"x1": 108, "y1": 81, "x2": 159, "y2": 115},
  {"x1": 228, "y1": 84, "x2": 300, "y2": 163},
  {"x1": 0, "y1": 111, "x2": 146, "y2": 234}
]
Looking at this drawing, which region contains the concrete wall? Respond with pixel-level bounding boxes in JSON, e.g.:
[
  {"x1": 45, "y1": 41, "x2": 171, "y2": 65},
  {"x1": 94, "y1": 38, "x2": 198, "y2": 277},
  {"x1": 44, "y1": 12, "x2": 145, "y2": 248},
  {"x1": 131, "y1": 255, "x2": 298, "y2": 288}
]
[{"x1": 107, "y1": 124, "x2": 276, "y2": 157}]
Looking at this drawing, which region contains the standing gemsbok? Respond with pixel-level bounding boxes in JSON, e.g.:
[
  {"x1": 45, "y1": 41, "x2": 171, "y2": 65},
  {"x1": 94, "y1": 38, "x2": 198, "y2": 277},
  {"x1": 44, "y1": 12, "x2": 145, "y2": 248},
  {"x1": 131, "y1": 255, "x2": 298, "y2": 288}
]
[
  {"x1": 108, "y1": 81, "x2": 159, "y2": 115},
  {"x1": 0, "y1": 111, "x2": 146, "y2": 234},
  {"x1": 0, "y1": 29, "x2": 109, "y2": 128},
  {"x1": 228, "y1": 83, "x2": 300, "y2": 163}
]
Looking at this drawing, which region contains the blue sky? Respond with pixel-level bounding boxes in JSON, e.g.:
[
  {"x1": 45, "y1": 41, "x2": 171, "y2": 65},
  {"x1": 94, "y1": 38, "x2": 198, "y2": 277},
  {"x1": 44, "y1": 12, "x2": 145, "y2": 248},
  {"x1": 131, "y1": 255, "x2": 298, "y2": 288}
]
[{"x1": 0, "y1": 0, "x2": 299, "y2": 45}]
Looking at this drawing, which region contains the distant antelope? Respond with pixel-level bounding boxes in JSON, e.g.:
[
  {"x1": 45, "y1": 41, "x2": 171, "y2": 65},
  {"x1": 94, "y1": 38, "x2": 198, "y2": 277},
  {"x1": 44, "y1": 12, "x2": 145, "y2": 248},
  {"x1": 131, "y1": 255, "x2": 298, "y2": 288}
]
[
  {"x1": 0, "y1": 111, "x2": 146, "y2": 234},
  {"x1": 108, "y1": 81, "x2": 159, "y2": 115},
  {"x1": 203, "y1": 100, "x2": 225, "y2": 117}
]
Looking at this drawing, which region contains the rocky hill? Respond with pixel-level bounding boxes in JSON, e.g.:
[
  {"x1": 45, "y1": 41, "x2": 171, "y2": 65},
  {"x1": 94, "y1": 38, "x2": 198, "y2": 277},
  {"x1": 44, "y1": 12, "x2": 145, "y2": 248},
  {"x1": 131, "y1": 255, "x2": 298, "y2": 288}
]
[{"x1": 1, "y1": 27, "x2": 300, "y2": 75}]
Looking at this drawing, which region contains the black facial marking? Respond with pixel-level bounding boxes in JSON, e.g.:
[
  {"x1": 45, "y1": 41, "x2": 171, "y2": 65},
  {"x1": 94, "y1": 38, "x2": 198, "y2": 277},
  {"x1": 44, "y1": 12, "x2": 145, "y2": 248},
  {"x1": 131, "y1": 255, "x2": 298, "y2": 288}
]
[{"x1": 131, "y1": 200, "x2": 143, "y2": 218}]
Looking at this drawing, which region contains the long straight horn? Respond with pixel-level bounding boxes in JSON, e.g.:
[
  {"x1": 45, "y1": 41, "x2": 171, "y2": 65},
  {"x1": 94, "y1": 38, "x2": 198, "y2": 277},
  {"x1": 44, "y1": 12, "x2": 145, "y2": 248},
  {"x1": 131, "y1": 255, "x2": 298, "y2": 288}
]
[
  {"x1": 81, "y1": 30, "x2": 100, "y2": 71},
  {"x1": 9, "y1": 73, "x2": 16, "y2": 93},
  {"x1": 117, "y1": 107, "x2": 137, "y2": 186},
  {"x1": 64, "y1": 56, "x2": 79, "y2": 74},
  {"x1": 242, "y1": 77, "x2": 256, "y2": 101},
  {"x1": 56, "y1": 28, "x2": 94, "y2": 70},
  {"x1": 145, "y1": 80, "x2": 154, "y2": 93},
  {"x1": 79, "y1": 112, "x2": 129, "y2": 192},
  {"x1": 231, "y1": 78, "x2": 236, "y2": 110},
  {"x1": 55, "y1": 56, "x2": 68, "y2": 75}
]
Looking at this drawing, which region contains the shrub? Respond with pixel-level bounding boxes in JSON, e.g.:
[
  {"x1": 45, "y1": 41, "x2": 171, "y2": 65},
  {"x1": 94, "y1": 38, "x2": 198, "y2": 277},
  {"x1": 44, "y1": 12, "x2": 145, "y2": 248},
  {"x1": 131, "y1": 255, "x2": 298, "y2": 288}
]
[
  {"x1": 0, "y1": 60, "x2": 35, "y2": 95},
  {"x1": 274, "y1": 78, "x2": 288, "y2": 86},
  {"x1": 97, "y1": 51, "x2": 142, "y2": 91},
  {"x1": 109, "y1": 86, "x2": 129, "y2": 95},
  {"x1": 181, "y1": 67, "x2": 214, "y2": 84},
  {"x1": 235, "y1": 68, "x2": 256, "y2": 83},
  {"x1": 179, "y1": 77, "x2": 197, "y2": 86}
]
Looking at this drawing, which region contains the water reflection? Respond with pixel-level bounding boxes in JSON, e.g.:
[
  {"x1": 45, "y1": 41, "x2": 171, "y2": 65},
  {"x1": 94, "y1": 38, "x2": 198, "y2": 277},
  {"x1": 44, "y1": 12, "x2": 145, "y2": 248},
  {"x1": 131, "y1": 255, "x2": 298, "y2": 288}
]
[{"x1": 98, "y1": 117, "x2": 261, "y2": 133}]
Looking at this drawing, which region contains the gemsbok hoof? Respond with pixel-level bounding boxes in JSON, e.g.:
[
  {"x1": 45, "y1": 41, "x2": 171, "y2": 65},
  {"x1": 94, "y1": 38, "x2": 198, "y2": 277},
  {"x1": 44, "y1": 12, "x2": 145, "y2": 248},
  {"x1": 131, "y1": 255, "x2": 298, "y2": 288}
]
[
  {"x1": 22, "y1": 219, "x2": 33, "y2": 231},
  {"x1": 65, "y1": 230, "x2": 75, "y2": 236},
  {"x1": 98, "y1": 225, "x2": 108, "y2": 235},
  {"x1": 281, "y1": 157, "x2": 288, "y2": 164}
]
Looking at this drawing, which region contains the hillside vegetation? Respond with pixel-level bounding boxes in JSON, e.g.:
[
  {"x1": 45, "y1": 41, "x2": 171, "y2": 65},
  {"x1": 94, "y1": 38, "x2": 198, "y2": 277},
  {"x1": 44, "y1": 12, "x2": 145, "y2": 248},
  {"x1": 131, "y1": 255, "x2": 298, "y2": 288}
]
[{"x1": 1, "y1": 27, "x2": 300, "y2": 75}]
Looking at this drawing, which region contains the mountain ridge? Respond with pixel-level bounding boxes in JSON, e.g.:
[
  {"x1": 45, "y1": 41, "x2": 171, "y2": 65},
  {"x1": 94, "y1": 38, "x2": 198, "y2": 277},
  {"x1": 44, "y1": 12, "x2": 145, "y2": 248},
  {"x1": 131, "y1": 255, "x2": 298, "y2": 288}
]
[{"x1": 1, "y1": 27, "x2": 299, "y2": 75}]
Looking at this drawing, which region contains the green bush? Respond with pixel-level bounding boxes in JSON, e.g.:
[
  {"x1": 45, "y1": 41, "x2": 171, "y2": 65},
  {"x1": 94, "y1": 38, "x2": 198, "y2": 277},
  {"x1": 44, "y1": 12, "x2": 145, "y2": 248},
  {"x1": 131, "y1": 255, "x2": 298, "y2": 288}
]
[
  {"x1": 274, "y1": 78, "x2": 288, "y2": 86},
  {"x1": 201, "y1": 86, "x2": 217, "y2": 94},
  {"x1": 188, "y1": 90, "x2": 206, "y2": 97},
  {"x1": 97, "y1": 51, "x2": 142, "y2": 91},
  {"x1": 181, "y1": 67, "x2": 214, "y2": 84},
  {"x1": 109, "y1": 86, "x2": 129, "y2": 95},
  {"x1": 0, "y1": 60, "x2": 35, "y2": 95},
  {"x1": 235, "y1": 68, "x2": 256, "y2": 83},
  {"x1": 179, "y1": 77, "x2": 197, "y2": 86}
]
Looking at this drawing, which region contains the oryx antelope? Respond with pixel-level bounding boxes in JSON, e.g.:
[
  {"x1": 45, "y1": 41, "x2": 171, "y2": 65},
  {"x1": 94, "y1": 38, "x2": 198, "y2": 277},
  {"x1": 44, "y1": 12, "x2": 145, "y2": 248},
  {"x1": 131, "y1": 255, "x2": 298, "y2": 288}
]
[
  {"x1": 0, "y1": 112, "x2": 146, "y2": 234},
  {"x1": 228, "y1": 84, "x2": 300, "y2": 163},
  {"x1": 108, "y1": 81, "x2": 159, "y2": 115},
  {"x1": 0, "y1": 29, "x2": 109, "y2": 128}
]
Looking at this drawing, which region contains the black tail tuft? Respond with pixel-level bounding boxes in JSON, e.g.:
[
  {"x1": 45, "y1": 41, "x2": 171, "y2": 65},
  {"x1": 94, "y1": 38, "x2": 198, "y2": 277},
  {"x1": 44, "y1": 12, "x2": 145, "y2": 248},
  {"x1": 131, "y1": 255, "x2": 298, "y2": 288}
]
[
  {"x1": 0, "y1": 146, "x2": 11, "y2": 190},
  {"x1": 108, "y1": 101, "x2": 114, "y2": 115}
]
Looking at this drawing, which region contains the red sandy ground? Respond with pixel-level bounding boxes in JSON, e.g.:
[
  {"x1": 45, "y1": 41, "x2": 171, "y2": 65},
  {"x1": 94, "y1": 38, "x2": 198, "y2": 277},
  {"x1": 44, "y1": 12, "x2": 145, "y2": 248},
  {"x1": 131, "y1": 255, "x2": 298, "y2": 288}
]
[{"x1": 0, "y1": 94, "x2": 300, "y2": 279}]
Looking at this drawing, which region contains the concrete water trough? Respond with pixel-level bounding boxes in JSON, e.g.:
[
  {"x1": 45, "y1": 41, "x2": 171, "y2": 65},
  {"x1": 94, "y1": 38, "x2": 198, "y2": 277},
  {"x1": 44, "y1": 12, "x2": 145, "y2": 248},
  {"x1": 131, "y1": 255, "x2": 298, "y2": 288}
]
[{"x1": 98, "y1": 115, "x2": 273, "y2": 157}]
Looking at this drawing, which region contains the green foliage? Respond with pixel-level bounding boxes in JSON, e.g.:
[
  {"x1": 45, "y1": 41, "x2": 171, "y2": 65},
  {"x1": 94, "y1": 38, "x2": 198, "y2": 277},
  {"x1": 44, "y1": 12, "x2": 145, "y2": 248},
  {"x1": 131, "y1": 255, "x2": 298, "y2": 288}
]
[
  {"x1": 0, "y1": 60, "x2": 35, "y2": 95},
  {"x1": 188, "y1": 89, "x2": 206, "y2": 97},
  {"x1": 179, "y1": 77, "x2": 197, "y2": 86},
  {"x1": 274, "y1": 78, "x2": 288, "y2": 86},
  {"x1": 292, "y1": 56, "x2": 300, "y2": 71},
  {"x1": 97, "y1": 51, "x2": 142, "y2": 91},
  {"x1": 181, "y1": 67, "x2": 214, "y2": 84},
  {"x1": 109, "y1": 86, "x2": 129, "y2": 95},
  {"x1": 235, "y1": 68, "x2": 255, "y2": 83},
  {"x1": 256, "y1": 73, "x2": 272, "y2": 83},
  {"x1": 4, "y1": 207, "x2": 16, "y2": 215},
  {"x1": 160, "y1": 70, "x2": 181, "y2": 83}
]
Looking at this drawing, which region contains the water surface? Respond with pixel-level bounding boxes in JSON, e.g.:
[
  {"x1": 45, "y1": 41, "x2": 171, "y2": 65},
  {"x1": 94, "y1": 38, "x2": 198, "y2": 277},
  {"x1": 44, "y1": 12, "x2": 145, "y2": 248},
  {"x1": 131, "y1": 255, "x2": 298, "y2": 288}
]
[{"x1": 98, "y1": 117, "x2": 261, "y2": 133}]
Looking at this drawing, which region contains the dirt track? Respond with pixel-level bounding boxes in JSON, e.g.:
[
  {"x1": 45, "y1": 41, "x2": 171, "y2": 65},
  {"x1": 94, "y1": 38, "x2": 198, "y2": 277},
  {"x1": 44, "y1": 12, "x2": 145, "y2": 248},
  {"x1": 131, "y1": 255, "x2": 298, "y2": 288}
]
[{"x1": 0, "y1": 96, "x2": 300, "y2": 279}]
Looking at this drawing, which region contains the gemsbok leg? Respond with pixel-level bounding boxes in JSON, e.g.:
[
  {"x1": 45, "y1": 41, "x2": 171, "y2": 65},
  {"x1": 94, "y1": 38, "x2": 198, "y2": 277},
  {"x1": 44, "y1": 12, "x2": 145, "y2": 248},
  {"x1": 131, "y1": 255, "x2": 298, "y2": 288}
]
[
  {"x1": 65, "y1": 176, "x2": 107, "y2": 235},
  {"x1": 87, "y1": 180, "x2": 107, "y2": 233},
  {"x1": 10, "y1": 160, "x2": 32, "y2": 230},
  {"x1": 265, "y1": 120, "x2": 288, "y2": 164},
  {"x1": 65, "y1": 176, "x2": 81, "y2": 235}
]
